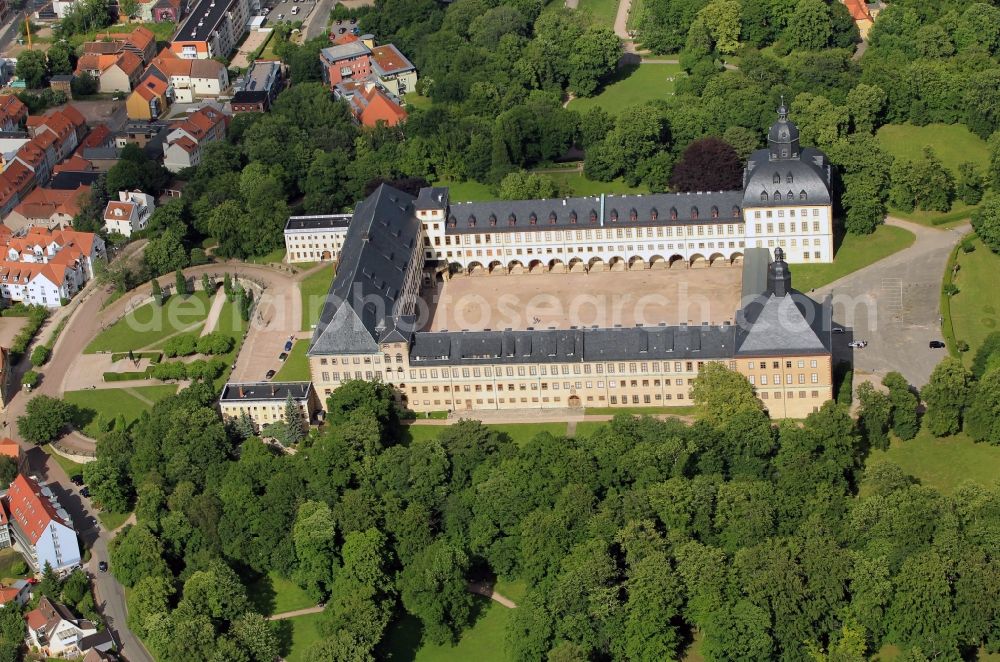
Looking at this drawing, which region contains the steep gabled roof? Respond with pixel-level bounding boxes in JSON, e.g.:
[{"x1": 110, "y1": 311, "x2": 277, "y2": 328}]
[{"x1": 6, "y1": 474, "x2": 69, "y2": 544}]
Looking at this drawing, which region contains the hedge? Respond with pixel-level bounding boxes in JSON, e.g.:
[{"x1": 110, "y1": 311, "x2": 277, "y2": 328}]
[
  {"x1": 103, "y1": 370, "x2": 153, "y2": 382},
  {"x1": 10, "y1": 306, "x2": 49, "y2": 359},
  {"x1": 110, "y1": 351, "x2": 163, "y2": 363}
]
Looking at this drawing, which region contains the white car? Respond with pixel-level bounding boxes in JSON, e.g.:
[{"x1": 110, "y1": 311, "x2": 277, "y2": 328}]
[
  {"x1": 291, "y1": 5, "x2": 298, "y2": 14},
  {"x1": 276, "y1": 12, "x2": 283, "y2": 19},
  {"x1": 848, "y1": 340, "x2": 867, "y2": 349}
]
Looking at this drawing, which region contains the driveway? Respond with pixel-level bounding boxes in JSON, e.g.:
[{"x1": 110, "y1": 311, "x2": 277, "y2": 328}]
[{"x1": 816, "y1": 218, "x2": 970, "y2": 390}]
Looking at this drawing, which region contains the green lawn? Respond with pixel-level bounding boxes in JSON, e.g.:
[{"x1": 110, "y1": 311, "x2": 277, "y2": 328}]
[
  {"x1": 65, "y1": 385, "x2": 178, "y2": 438},
  {"x1": 867, "y1": 430, "x2": 1000, "y2": 495},
  {"x1": 85, "y1": 291, "x2": 213, "y2": 353},
  {"x1": 949, "y1": 237, "x2": 998, "y2": 366},
  {"x1": 381, "y1": 596, "x2": 511, "y2": 662},
  {"x1": 434, "y1": 179, "x2": 496, "y2": 203},
  {"x1": 405, "y1": 93, "x2": 434, "y2": 110},
  {"x1": 67, "y1": 21, "x2": 176, "y2": 47},
  {"x1": 210, "y1": 296, "x2": 249, "y2": 390},
  {"x1": 274, "y1": 340, "x2": 311, "y2": 381},
  {"x1": 542, "y1": 170, "x2": 650, "y2": 197},
  {"x1": 41, "y1": 444, "x2": 86, "y2": 477},
  {"x1": 0, "y1": 548, "x2": 28, "y2": 584},
  {"x1": 876, "y1": 123, "x2": 990, "y2": 177},
  {"x1": 792, "y1": 224, "x2": 916, "y2": 291},
  {"x1": 300, "y1": 266, "x2": 336, "y2": 331},
  {"x1": 568, "y1": 63, "x2": 683, "y2": 115},
  {"x1": 249, "y1": 248, "x2": 287, "y2": 265},
  {"x1": 247, "y1": 571, "x2": 316, "y2": 616},
  {"x1": 97, "y1": 511, "x2": 131, "y2": 531},
  {"x1": 890, "y1": 202, "x2": 979, "y2": 227},
  {"x1": 279, "y1": 613, "x2": 325, "y2": 662},
  {"x1": 577, "y1": 0, "x2": 620, "y2": 26}
]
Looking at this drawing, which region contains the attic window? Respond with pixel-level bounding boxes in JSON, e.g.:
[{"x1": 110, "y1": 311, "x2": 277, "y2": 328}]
[
  {"x1": 529, "y1": 213, "x2": 537, "y2": 225},
  {"x1": 732, "y1": 205, "x2": 741, "y2": 217},
  {"x1": 690, "y1": 206, "x2": 698, "y2": 219},
  {"x1": 773, "y1": 172, "x2": 780, "y2": 184},
  {"x1": 799, "y1": 190, "x2": 807, "y2": 201},
  {"x1": 569, "y1": 210, "x2": 577, "y2": 224},
  {"x1": 787, "y1": 190, "x2": 794, "y2": 199},
  {"x1": 629, "y1": 208, "x2": 637, "y2": 222},
  {"x1": 548, "y1": 211, "x2": 557, "y2": 224},
  {"x1": 489, "y1": 214, "x2": 497, "y2": 226},
  {"x1": 650, "y1": 207, "x2": 658, "y2": 221},
  {"x1": 448, "y1": 214, "x2": 456, "y2": 228},
  {"x1": 786, "y1": 172, "x2": 793, "y2": 183},
  {"x1": 773, "y1": 191, "x2": 782, "y2": 201},
  {"x1": 508, "y1": 214, "x2": 516, "y2": 226},
  {"x1": 589, "y1": 209, "x2": 597, "y2": 223},
  {"x1": 670, "y1": 207, "x2": 678, "y2": 220},
  {"x1": 467, "y1": 215, "x2": 476, "y2": 227},
  {"x1": 761, "y1": 191, "x2": 768, "y2": 201},
  {"x1": 610, "y1": 209, "x2": 618, "y2": 222},
  {"x1": 711, "y1": 206, "x2": 719, "y2": 219}
]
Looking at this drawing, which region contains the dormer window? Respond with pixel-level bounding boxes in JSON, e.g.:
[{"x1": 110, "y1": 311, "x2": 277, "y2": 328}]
[
  {"x1": 690, "y1": 206, "x2": 698, "y2": 219},
  {"x1": 529, "y1": 212, "x2": 537, "y2": 225},
  {"x1": 787, "y1": 190, "x2": 794, "y2": 200},
  {"x1": 773, "y1": 191, "x2": 781, "y2": 201},
  {"x1": 569, "y1": 210, "x2": 577, "y2": 224},
  {"x1": 548, "y1": 211, "x2": 557, "y2": 224},
  {"x1": 786, "y1": 172, "x2": 793, "y2": 183},
  {"x1": 650, "y1": 208, "x2": 658, "y2": 221},
  {"x1": 610, "y1": 209, "x2": 618, "y2": 222},
  {"x1": 467, "y1": 215, "x2": 476, "y2": 228},
  {"x1": 508, "y1": 214, "x2": 516, "y2": 226},
  {"x1": 711, "y1": 206, "x2": 719, "y2": 219},
  {"x1": 670, "y1": 207, "x2": 678, "y2": 220},
  {"x1": 799, "y1": 190, "x2": 807, "y2": 201},
  {"x1": 448, "y1": 215, "x2": 456, "y2": 228},
  {"x1": 732, "y1": 205, "x2": 741, "y2": 217},
  {"x1": 760, "y1": 192, "x2": 768, "y2": 201},
  {"x1": 589, "y1": 210, "x2": 597, "y2": 223},
  {"x1": 773, "y1": 172, "x2": 781, "y2": 184},
  {"x1": 629, "y1": 208, "x2": 637, "y2": 222},
  {"x1": 489, "y1": 214, "x2": 497, "y2": 226}
]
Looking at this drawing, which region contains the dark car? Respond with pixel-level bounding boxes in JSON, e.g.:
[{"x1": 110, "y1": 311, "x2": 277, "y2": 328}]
[
  {"x1": 80, "y1": 487, "x2": 90, "y2": 498},
  {"x1": 70, "y1": 474, "x2": 84, "y2": 486},
  {"x1": 929, "y1": 340, "x2": 946, "y2": 348},
  {"x1": 284, "y1": 340, "x2": 294, "y2": 352},
  {"x1": 265, "y1": 369, "x2": 276, "y2": 380},
  {"x1": 350, "y1": 17, "x2": 356, "y2": 23},
  {"x1": 338, "y1": 27, "x2": 346, "y2": 33},
  {"x1": 279, "y1": 352, "x2": 288, "y2": 361},
  {"x1": 831, "y1": 327, "x2": 845, "y2": 334},
  {"x1": 98, "y1": 561, "x2": 108, "y2": 573}
]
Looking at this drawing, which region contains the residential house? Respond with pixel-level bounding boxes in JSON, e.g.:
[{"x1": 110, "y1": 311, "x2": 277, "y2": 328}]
[
  {"x1": 117, "y1": 120, "x2": 171, "y2": 151},
  {"x1": 12, "y1": 139, "x2": 53, "y2": 188},
  {"x1": 26, "y1": 107, "x2": 88, "y2": 162},
  {"x1": 0, "y1": 580, "x2": 30, "y2": 608},
  {"x1": 336, "y1": 81, "x2": 407, "y2": 128},
  {"x1": 5, "y1": 226, "x2": 106, "y2": 278},
  {"x1": 162, "y1": 105, "x2": 229, "y2": 172},
  {"x1": 142, "y1": 49, "x2": 229, "y2": 103},
  {"x1": 320, "y1": 40, "x2": 417, "y2": 97},
  {"x1": 218, "y1": 381, "x2": 318, "y2": 431},
  {"x1": 126, "y1": 76, "x2": 170, "y2": 120},
  {"x1": 0, "y1": 96, "x2": 27, "y2": 132},
  {"x1": 78, "y1": 124, "x2": 113, "y2": 152},
  {"x1": 3, "y1": 185, "x2": 91, "y2": 232},
  {"x1": 170, "y1": 0, "x2": 258, "y2": 60},
  {"x1": 103, "y1": 190, "x2": 154, "y2": 237},
  {"x1": 24, "y1": 596, "x2": 97, "y2": 657},
  {"x1": 284, "y1": 214, "x2": 351, "y2": 263},
  {"x1": 0, "y1": 161, "x2": 37, "y2": 213},
  {"x1": 0, "y1": 438, "x2": 26, "y2": 473},
  {"x1": 0, "y1": 138, "x2": 29, "y2": 169},
  {"x1": 74, "y1": 51, "x2": 144, "y2": 94},
  {"x1": 50, "y1": 155, "x2": 101, "y2": 190},
  {"x1": 841, "y1": 0, "x2": 874, "y2": 38},
  {"x1": 231, "y1": 59, "x2": 284, "y2": 113},
  {"x1": 81, "y1": 27, "x2": 157, "y2": 64},
  {"x1": 2, "y1": 475, "x2": 81, "y2": 572}
]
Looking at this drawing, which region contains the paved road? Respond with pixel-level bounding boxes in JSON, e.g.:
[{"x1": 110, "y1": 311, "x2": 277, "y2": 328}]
[
  {"x1": 816, "y1": 218, "x2": 971, "y2": 390},
  {"x1": 302, "y1": 0, "x2": 333, "y2": 41}
]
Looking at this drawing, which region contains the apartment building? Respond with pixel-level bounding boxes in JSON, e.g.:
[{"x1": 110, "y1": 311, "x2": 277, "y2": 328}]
[
  {"x1": 1, "y1": 475, "x2": 81, "y2": 573},
  {"x1": 161, "y1": 105, "x2": 229, "y2": 171},
  {"x1": 283, "y1": 214, "x2": 351, "y2": 263},
  {"x1": 218, "y1": 382, "x2": 318, "y2": 431},
  {"x1": 320, "y1": 40, "x2": 417, "y2": 97},
  {"x1": 170, "y1": 0, "x2": 259, "y2": 60}
]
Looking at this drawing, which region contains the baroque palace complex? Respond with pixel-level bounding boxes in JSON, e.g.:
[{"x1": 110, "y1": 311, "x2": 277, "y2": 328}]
[{"x1": 303, "y1": 108, "x2": 836, "y2": 419}]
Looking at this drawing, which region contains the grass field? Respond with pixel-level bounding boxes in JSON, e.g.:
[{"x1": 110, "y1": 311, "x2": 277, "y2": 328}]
[
  {"x1": 97, "y1": 511, "x2": 131, "y2": 531},
  {"x1": 568, "y1": 63, "x2": 683, "y2": 116},
  {"x1": 876, "y1": 123, "x2": 990, "y2": 177},
  {"x1": 65, "y1": 385, "x2": 178, "y2": 438},
  {"x1": 434, "y1": 179, "x2": 496, "y2": 203},
  {"x1": 248, "y1": 248, "x2": 286, "y2": 265},
  {"x1": 0, "y1": 548, "x2": 28, "y2": 584},
  {"x1": 542, "y1": 170, "x2": 650, "y2": 196},
  {"x1": 210, "y1": 296, "x2": 249, "y2": 390},
  {"x1": 577, "y1": 0, "x2": 620, "y2": 26},
  {"x1": 867, "y1": 430, "x2": 1000, "y2": 495},
  {"x1": 400, "y1": 422, "x2": 570, "y2": 446},
  {"x1": 948, "y1": 237, "x2": 998, "y2": 365},
  {"x1": 381, "y1": 596, "x2": 510, "y2": 662},
  {"x1": 890, "y1": 202, "x2": 978, "y2": 227},
  {"x1": 300, "y1": 266, "x2": 336, "y2": 331},
  {"x1": 85, "y1": 291, "x2": 213, "y2": 353},
  {"x1": 247, "y1": 571, "x2": 316, "y2": 616},
  {"x1": 792, "y1": 224, "x2": 916, "y2": 291},
  {"x1": 42, "y1": 444, "x2": 86, "y2": 477},
  {"x1": 278, "y1": 612, "x2": 325, "y2": 662},
  {"x1": 274, "y1": 340, "x2": 310, "y2": 381},
  {"x1": 405, "y1": 93, "x2": 434, "y2": 110}
]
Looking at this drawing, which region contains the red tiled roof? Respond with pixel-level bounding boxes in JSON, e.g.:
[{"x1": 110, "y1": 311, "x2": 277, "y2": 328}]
[
  {"x1": 133, "y1": 76, "x2": 167, "y2": 102},
  {"x1": 0, "y1": 586, "x2": 20, "y2": 604},
  {"x1": 6, "y1": 474, "x2": 66, "y2": 544},
  {"x1": 54, "y1": 155, "x2": 95, "y2": 174},
  {"x1": 357, "y1": 87, "x2": 408, "y2": 128},
  {"x1": 12, "y1": 186, "x2": 90, "y2": 221},
  {"x1": 843, "y1": 0, "x2": 871, "y2": 21},
  {"x1": 0, "y1": 438, "x2": 20, "y2": 461},
  {"x1": 0, "y1": 95, "x2": 27, "y2": 126},
  {"x1": 80, "y1": 124, "x2": 111, "y2": 149},
  {"x1": 114, "y1": 51, "x2": 143, "y2": 78}
]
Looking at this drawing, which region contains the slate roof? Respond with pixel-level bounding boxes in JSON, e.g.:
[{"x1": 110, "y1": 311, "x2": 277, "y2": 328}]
[
  {"x1": 308, "y1": 184, "x2": 421, "y2": 354},
  {"x1": 220, "y1": 381, "x2": 312, "y2": 402},
  {"x1": 446, "y1": 190, "x2": 744, "y2": 235},
  {"x1": 410, "y1": 324, "x2": 735, "y2": 365},
  {"x1": 284, "y1": 214, "x2": 352, "y2": 231},
  {"x1": 48, "y1": 171, "x2": 101, "y2": 190},
  {"x1": 414, "y1": 186, "x2": 448, "y2": 211},
  {"x1": 743, "y1": 146, "x2": 831, "y2": 207}
]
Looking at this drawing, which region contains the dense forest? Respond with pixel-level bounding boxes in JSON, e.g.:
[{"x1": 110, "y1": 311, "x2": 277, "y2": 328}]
[{"x1": 61, "y1": 354, "x2": 1000, "y2": 661}]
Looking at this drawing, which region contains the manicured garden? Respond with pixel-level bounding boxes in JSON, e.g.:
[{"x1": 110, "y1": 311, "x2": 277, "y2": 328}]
[
  {"x1": 947, "y1": 237, "x2": 997, "y2": 365},
  {"x1": 274, "y1": 340, "x2": 310, "y2": 381},
  {"x1": 792, "y1": 224, "x2": 916, "y2": 291},
  {"x1": 300, "y1": 266, "x2": 336, "y2": 331},
  {"x1": 65, "y1": 385, "x2": 179, "y2": 438},
  {"x1": 866, "y1": 430, "x2": 1000, "y2": 495},
  {"x1": 568, "y1": 63, "x2": 683, "y2": 116},
  {"x1": 85, "y1": 291, "x2": 214, "y2": 353},
  {"x1": 247, "y1": 571, "x2": 316, "y2": 616}
]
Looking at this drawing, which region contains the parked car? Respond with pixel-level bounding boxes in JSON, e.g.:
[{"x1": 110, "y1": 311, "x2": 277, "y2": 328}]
[
  {"x1": 291, "y1": 6, "x2": 299, "y2": 14},
  {"x1": 277, "y1": 12, "x2": 283, "y2": 19},
  {"x1": 848, "y1": 340, "x2": 867, "y2": 349},
  {"x1": 80, "y1": 487, "x2": 90, "y2": 498},
  {"x1": 70, "y1": 475, "x2": 84, "y2": 486},
  {"x1": 265, "y1": 369, "x2": 276, "y2": 380},
  {"x1": 929, "y1": 340, "x2": 946, "y2": 348},
  {"x1": 284, "y1": 340, "x2": 294, "y2": 352},
  {"x1": 98, "y1": 561, "x2": 108, "y2": 573},
  {"x1": 832, "y1": 327, "x2": 845, "y2": 334},
  {"x1": 338, "y1": 27, "x2": 346, "y2": 33},
  {"x1": 279, "y1": 352, "x2": 288, "y2": 361}
]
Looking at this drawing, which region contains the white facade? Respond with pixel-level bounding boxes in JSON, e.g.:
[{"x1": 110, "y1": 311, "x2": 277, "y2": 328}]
[
  {"x1": 744, "y1": 204, "x2": 833, "y2": 263},
  {"x1": 103, "y1": 190, "x2": 155, "y2": 237},
  {"x1": 0, "y1": 269, "x2": 75, "y2": 308},
  {"x1": 283, "y1": 215, "x2": 351, "y2": 263},
  {"x1": 30, "y1": 519, "x2": 80, "y2": 573}
]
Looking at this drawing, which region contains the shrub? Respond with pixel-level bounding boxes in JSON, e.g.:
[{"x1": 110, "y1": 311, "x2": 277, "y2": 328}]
[
  {"x1": 21, "y1": 371, "x2": 40, "y2": 388},
  {"x1": 943, "y1": 283, "x2": 960, "y2": 296},
  {"x1": 957, "y1": 340, "x2": 970, "y2": 352},
  {"x1": 196, "y1": 332, "x2": 234, "y2": 355},
  {"x1": 162, "y1": 334, "x2": 198, "y2": 358},
  {"x1": 30, "y1": 345, "x2": 50, "y2": 367},
  {"x1": 150, "y1": 361, "x2": 187, "y2": 381}
]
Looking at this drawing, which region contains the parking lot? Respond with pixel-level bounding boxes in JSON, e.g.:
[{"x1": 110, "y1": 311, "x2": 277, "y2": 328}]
[{"x1": 260, "y1": 0, "x2": 318, "y2": 25}]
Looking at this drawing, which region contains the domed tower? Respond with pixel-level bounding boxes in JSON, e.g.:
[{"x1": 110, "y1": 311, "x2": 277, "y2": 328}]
[
  {"x1": 768, "y1": 100, "x2": 800, "y2": 161},
  {"x1": 767, "y1": 247, "x2": 792, "y2": 297}
]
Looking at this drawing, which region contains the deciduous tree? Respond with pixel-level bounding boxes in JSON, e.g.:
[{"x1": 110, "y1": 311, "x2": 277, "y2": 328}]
[
  {"x1": 921, "y1": 357, "x2": 971, "y2": 436},
  {"x1": 669, "y1": 137, "x2": 743, "y2": 192}
]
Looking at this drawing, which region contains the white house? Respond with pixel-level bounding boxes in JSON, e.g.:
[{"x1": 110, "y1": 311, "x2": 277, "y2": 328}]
[
  {"x1": 25, "y1": 596, "x2": 98, "y2": 657},
  {"x1": 103, "y1": 190, "x2": 155, "y2": 237},
  {"x1": 1, "y1": 475, "x2": 81, "y2": 573},
  {"x1": 283, "y1": 214, "x2": 351, "y2": 263}
]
